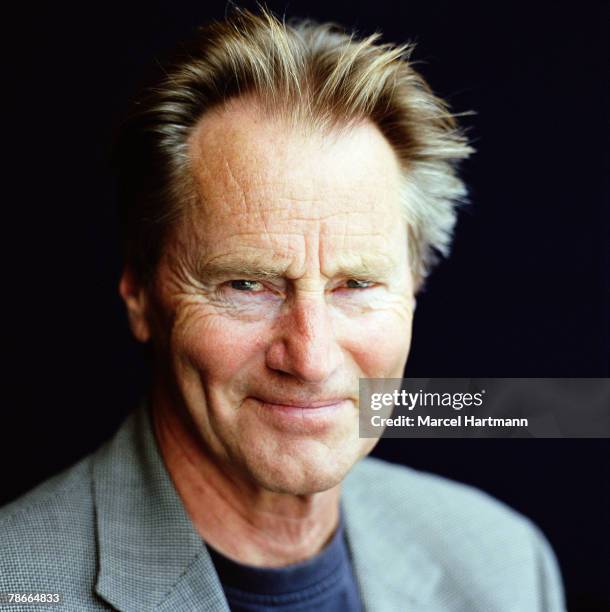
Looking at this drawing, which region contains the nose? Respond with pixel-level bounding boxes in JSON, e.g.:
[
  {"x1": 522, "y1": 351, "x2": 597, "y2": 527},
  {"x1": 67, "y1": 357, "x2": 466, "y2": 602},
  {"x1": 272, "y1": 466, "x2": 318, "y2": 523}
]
[{"x1": 265, "y1": 295, "x2": 344, "y2": 383}]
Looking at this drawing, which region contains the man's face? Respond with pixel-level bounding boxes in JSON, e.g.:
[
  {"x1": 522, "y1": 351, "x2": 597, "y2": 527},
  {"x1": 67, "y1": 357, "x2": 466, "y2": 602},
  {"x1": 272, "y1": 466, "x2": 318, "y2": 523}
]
[{"x1": 144, "y1": 99, "x2": 415, "y2": 495}]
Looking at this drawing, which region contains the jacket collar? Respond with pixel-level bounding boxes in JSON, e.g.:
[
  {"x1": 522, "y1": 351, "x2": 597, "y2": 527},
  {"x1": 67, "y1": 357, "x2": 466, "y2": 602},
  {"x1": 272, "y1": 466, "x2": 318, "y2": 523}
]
[
  {"x1": 93, "y1": 401, "x2": 442, "y2": 611},
  {"x1": 92, "y1": 400, "x2": 230, "y2": 611}
]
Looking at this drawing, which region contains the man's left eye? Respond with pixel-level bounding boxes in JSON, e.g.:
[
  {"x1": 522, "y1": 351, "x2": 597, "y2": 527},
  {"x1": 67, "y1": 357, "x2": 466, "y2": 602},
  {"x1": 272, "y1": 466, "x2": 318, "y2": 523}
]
[{"x1": 345, "y1": 279, "x2": 375, "y2": 289}]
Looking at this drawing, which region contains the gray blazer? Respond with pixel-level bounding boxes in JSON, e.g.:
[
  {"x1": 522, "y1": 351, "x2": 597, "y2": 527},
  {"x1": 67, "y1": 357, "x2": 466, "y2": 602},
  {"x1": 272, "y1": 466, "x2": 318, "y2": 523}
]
[{"x1": 0, "y1": 402, "x2": 565, "y2": 611}]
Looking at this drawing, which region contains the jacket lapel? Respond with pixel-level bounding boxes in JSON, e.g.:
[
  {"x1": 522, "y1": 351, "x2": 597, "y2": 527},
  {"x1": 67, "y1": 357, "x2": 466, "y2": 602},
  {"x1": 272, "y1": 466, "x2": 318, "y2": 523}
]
[
  {"x1": 92, "y1": 401, "x2": 230, "y2": 612},
  {"x1": 341, "y1": 462, "x2": 444, "y2": 612}
]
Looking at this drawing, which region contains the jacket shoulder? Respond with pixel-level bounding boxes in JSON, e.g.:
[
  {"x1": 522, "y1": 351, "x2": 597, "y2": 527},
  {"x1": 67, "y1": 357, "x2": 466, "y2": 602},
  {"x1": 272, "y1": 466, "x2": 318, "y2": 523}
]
[
  {"x1": 0, "y1": 455, "x2": 105, "y2": 609},
  {"x1": 348, "y1": 455, "x2": 529, "y2": 528},
  {"x1": 344, "y1": 456, "x2": 565, "y2": 611},
  {"x1": 0, "y1": 454, "x2": 93, "y2": 521}
]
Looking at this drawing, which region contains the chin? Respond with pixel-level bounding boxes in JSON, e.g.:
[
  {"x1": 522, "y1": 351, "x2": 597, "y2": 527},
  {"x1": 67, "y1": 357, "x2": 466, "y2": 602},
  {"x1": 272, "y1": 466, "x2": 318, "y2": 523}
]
[
  {"x1": 255, "y1": 467, "x2": 344, "y2": 496},
  {"x1": 240, "y1": 437, "x2": 369, "y2": 495}
]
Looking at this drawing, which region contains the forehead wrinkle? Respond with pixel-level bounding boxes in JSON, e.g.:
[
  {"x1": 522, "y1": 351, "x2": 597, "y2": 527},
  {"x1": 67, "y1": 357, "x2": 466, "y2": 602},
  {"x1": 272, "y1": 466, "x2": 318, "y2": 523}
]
[
  {"x1": 188, "y1": 105, "x2": 401, "y2": 208},
  {"x1": 320, "y1": 250, "x2": 399, "y2": 278}
]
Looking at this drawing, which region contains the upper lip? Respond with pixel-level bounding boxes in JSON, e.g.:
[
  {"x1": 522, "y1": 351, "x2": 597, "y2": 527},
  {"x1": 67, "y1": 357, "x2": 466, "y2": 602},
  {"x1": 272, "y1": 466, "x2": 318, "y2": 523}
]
[{"x1": 254, "y1": 397, "x2": 348, "y2": 408}]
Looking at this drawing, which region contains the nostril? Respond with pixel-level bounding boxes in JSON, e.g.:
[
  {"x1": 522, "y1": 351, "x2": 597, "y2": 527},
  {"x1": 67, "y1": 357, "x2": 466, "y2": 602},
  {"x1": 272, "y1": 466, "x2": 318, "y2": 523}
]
[{"x1": 265, "y1": 332, "x2": 343, "y2": 383}]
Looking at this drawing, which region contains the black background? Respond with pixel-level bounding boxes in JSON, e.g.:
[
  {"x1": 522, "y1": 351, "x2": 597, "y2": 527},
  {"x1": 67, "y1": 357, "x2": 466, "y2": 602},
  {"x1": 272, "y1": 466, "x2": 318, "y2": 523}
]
[{"x1": 2, "y1": 1, "x2": 609, "y2": 609}]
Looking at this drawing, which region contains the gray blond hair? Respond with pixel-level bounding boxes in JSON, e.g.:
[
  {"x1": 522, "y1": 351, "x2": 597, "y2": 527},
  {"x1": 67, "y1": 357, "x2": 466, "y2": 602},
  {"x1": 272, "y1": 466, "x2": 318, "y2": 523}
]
[{"x1": 116, "y1": 7, "x2": 474, "y2": 288}]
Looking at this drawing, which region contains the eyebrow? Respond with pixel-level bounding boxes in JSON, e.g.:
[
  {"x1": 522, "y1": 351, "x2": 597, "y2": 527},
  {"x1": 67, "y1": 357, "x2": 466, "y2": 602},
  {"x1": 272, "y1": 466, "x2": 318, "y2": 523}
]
[
  {"x1": 198, "y1": 258, "x2": 289, "y2": 281},
  {"x1": 197, "y1": 252, "x2": 398, "y2": 281}
]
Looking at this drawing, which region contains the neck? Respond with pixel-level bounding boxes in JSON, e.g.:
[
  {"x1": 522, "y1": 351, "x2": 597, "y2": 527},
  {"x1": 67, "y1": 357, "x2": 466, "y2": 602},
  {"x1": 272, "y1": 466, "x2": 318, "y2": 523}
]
[{"x1": 151, "y1": 391, "x2": 342, "y2": 567}]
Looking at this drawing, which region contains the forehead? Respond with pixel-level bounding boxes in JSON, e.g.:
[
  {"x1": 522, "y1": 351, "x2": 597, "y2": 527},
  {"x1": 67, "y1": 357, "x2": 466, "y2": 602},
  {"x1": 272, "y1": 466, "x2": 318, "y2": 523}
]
[{"x1": 180, "y1": 98, "x2": 405, "y2": 256}]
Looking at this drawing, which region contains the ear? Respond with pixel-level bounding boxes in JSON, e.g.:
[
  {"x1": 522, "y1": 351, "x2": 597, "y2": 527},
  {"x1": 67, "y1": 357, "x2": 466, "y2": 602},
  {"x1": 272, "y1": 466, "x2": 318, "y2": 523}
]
[{"x1": 119, "y1": 266, "x2": 151, "y2": 343}]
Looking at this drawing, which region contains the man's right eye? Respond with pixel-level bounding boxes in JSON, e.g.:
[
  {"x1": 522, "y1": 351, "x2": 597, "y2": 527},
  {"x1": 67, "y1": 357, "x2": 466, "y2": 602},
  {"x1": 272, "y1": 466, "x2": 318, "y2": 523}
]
[{"x1": 229, "y1": 280, "x2": 265, "y2": 292}]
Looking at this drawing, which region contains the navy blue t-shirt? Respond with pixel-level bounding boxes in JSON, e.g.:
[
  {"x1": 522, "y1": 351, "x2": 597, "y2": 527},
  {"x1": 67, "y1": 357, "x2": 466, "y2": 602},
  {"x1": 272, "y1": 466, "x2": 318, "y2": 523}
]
[{"x1": 207, "y1": 514, "x2": 363, "y2": 611}]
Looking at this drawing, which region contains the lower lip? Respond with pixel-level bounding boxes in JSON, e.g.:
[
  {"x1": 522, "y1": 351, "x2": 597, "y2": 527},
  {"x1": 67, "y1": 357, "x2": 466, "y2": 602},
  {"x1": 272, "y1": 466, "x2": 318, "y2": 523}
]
[{"x1": 250, "y1": 398, "x2": 351, "y2": 432}]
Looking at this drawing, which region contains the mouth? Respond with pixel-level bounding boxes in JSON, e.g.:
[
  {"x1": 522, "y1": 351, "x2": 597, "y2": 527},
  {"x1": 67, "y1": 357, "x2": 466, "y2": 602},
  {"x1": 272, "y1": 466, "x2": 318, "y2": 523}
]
[
  {"x1": 255, "y1": 397, "x2": 348, "y2": 409},
  {"x1": 248, "y1": 396, "x2": 353, "y2": 432}
]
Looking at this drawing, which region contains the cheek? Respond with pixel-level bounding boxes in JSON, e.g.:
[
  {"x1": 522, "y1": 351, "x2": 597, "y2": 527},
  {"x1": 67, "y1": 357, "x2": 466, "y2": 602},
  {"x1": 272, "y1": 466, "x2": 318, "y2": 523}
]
[
  {"x1": 338, "y1": 309, "x2": 413, "y2": 376},
  {"x1": 172, "y1": 309, "x2": 266, "y2": 383}
]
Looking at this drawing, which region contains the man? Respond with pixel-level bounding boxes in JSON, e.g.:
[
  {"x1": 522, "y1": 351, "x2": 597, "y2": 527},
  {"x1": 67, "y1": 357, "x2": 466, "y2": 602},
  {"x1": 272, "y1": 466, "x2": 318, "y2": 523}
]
[{"x1": 0, "y1": 8, "x2": 565, "y2": 611}]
